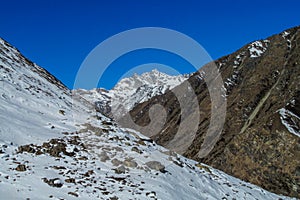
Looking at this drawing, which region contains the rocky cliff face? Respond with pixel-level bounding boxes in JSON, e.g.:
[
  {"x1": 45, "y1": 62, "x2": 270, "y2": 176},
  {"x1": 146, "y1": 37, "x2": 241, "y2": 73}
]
[{"x1": 129, "y1": 26, "x2": 300, "y2": 198}]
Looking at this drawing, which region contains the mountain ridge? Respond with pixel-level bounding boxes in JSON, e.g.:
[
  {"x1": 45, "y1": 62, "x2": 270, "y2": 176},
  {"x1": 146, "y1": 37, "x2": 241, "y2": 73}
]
[
  {"x1": 76, "y1": 69, "x2": 188, "y2": 119},
  {"x1": 129, "y1": 25, "x2": 300, "y2": 198}
]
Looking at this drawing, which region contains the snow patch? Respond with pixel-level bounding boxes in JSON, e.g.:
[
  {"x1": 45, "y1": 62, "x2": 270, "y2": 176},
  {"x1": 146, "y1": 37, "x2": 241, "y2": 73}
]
[
  {"x1": 281, "y1": 31, "x2": 290, "y2": 39},
  {"x1": 278, "y1": 108, "x2": 300, "y2": 137},
  {"x1": 248, "y1": 40, "x2": 269, "y2": 58}
]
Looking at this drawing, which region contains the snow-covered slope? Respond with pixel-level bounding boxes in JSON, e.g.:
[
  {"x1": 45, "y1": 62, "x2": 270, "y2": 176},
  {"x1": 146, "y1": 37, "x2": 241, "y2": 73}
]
[
  {"x1": 1, "y1": 122, "x2": 292, "y2": 200},
  {"x1": 0, "y1": 37, "x2": 295, "y2": 199},
  {"x1": 76, "y1": 69, "x2": 188, "y2": 119},
  {"x1": 0, "y1": 37, "x2": 93, "y2": 146}
]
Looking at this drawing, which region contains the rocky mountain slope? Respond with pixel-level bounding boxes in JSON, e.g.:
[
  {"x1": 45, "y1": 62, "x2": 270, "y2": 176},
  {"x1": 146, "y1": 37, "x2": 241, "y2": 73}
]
[
  {"x1": 0, "y1": 38, "x2": 290, "y2": 199},
  {"x1": 76, "y1": 70, "x2": 188, "y2": 119},
  {"x1": 129, "y1": 26, "x2": 300, "y2": 198}
]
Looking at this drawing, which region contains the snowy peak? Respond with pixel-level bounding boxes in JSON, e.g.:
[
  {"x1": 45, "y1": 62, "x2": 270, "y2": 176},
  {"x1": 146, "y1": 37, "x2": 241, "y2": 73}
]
[
  {"x1": 111, "y1": 70, "x2": 188, "y2": 118},
  {"x1": 113, "y1": 69, "x2": 188, "y2": 97},
  {"x1": 77, "y1": 69, "x2": 188, "y2": 118}
]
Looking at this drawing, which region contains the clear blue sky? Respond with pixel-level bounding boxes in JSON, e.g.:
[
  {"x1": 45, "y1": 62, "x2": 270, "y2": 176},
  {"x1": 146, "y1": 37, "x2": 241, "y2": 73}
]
[{"x1": 0, "y1": 0, "x2": 299, "y2": 89}]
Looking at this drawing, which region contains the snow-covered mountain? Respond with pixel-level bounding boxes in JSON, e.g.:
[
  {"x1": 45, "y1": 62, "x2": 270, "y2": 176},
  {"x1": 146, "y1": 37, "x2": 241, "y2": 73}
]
[
  {"x1": 76, "y1": 70, "x2": 188, "y2": 119},
  {"x1": 0, "y1": 37, "x2": 296, "y2": 199}
]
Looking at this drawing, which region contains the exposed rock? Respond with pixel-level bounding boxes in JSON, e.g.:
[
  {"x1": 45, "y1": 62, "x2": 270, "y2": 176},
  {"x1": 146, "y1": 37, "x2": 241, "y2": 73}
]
[
  {"x1": 48, "y1": 142, "x2": 67, "y2": 157},
  {"x1": 42, "y1": 178, "x2": 63, "y2": 188},
  {"x1": 145, "y1": 161, "x2": 165, "y2": 173},
  {"x1": 83, "y1": 170, "x2": 94, "y2": 177},
  {"x1": 95, "y1": 100, "x2": 112, "y2": 118},
  {"x1": 123, "y1": 159, "x2": 138, "y2": 168},
  {"x1": 65, "y1": 178, "x2": 76, "y2": 183},
  {"x1": 17, "y1": 136, "x2": 85, "y2": 158},
  {"x1": 52, "y1": 166, "x2": 66, "y2": 170},
  {"x1": 79, "y1": 123, "x2": 104, "y2": 135},
  {"x1": 59, "y1": 109, "x2": 65, "y2": 115},
  {"x1": 136, "y1": 139, "x2": 146, "y2": 146},
  {"x1": 18, "y1": 145, "x2": 36, "y2": 154},
  {"x1": 68, "y1": 191, "x2": 78, "y2": 197},
  {"x1": 131, "y1": 147, "x2": 142, "y2": 154},
  {"x1": 195, "y1": 163, "x2": 211, "y2": 173},
  {"x1": 15, "y1": 164, "x2": 26, "y2": 172},
  {"x1": 115, "y1": 165, "x2": 126, "y2": 174},
  {"x1": 99, "y1": 151, "x2": 110, "y2": 162},
  {"x1": 111, "y1": 158, "x2": 122, "y2": 166}
]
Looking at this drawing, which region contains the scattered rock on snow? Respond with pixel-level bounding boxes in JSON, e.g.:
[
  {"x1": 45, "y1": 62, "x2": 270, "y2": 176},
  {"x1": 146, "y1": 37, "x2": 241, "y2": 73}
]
[
  {"x1": 131, "y1": 147, "x2": 142, "y2": 154},
  {"x1": 123, "y1": 158, "x2": 138, "y2": 168},
  {"x1": 111, "y1": 158, "x2": 122, "y2": 166},
  {"x1": 145, "y1": 161, "x2": 165, "y2": 173},
  {"x1": 15, "y1": 164, "x2": 26, "y2": 172},
  {"x1": 99, "y1": 151, "x2": 110, "y2": 162},
  {"x1": 42, "y1": 178, "x2": 63, "y2": 188},
  {"x1": 68, "y1": 191, "x2": 79, "y2": 197},
  {"x1": 115, "y1": 165, "x2": 126, "y2": 174},
  {"x1": 65, "y1": 178, "x2": 76, "y2": 183}
]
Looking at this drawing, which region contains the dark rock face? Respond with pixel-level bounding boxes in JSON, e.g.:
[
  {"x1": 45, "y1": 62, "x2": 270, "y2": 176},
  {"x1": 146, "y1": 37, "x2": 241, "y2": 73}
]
[
  {"x1": 129, "y1": 26, "x2": 300, "y2": 198},
  {"x1": 95, "y1": 100, "x2": 112, "y2": 118},
  {"x1": 16, "y1": 164, "x2": 26, "y2": 172}
]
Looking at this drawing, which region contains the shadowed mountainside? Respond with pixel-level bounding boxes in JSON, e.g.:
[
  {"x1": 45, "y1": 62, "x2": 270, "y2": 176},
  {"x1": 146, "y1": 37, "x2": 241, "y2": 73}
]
[{"x1": 129, "y1": 26, "x2": 300, "y2": 198}]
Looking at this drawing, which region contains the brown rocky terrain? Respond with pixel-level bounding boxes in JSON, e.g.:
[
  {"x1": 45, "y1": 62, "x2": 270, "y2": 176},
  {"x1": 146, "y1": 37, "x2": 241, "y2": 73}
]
[{"x1": 129, "y1": 26, "x2": 300, "y2": 198}]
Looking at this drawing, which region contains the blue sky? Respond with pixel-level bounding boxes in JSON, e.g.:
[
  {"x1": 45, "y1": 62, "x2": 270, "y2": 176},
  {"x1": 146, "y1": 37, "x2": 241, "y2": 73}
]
[{"x1": 0, "y1": 0, "x2": 299, "y2": 89}]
